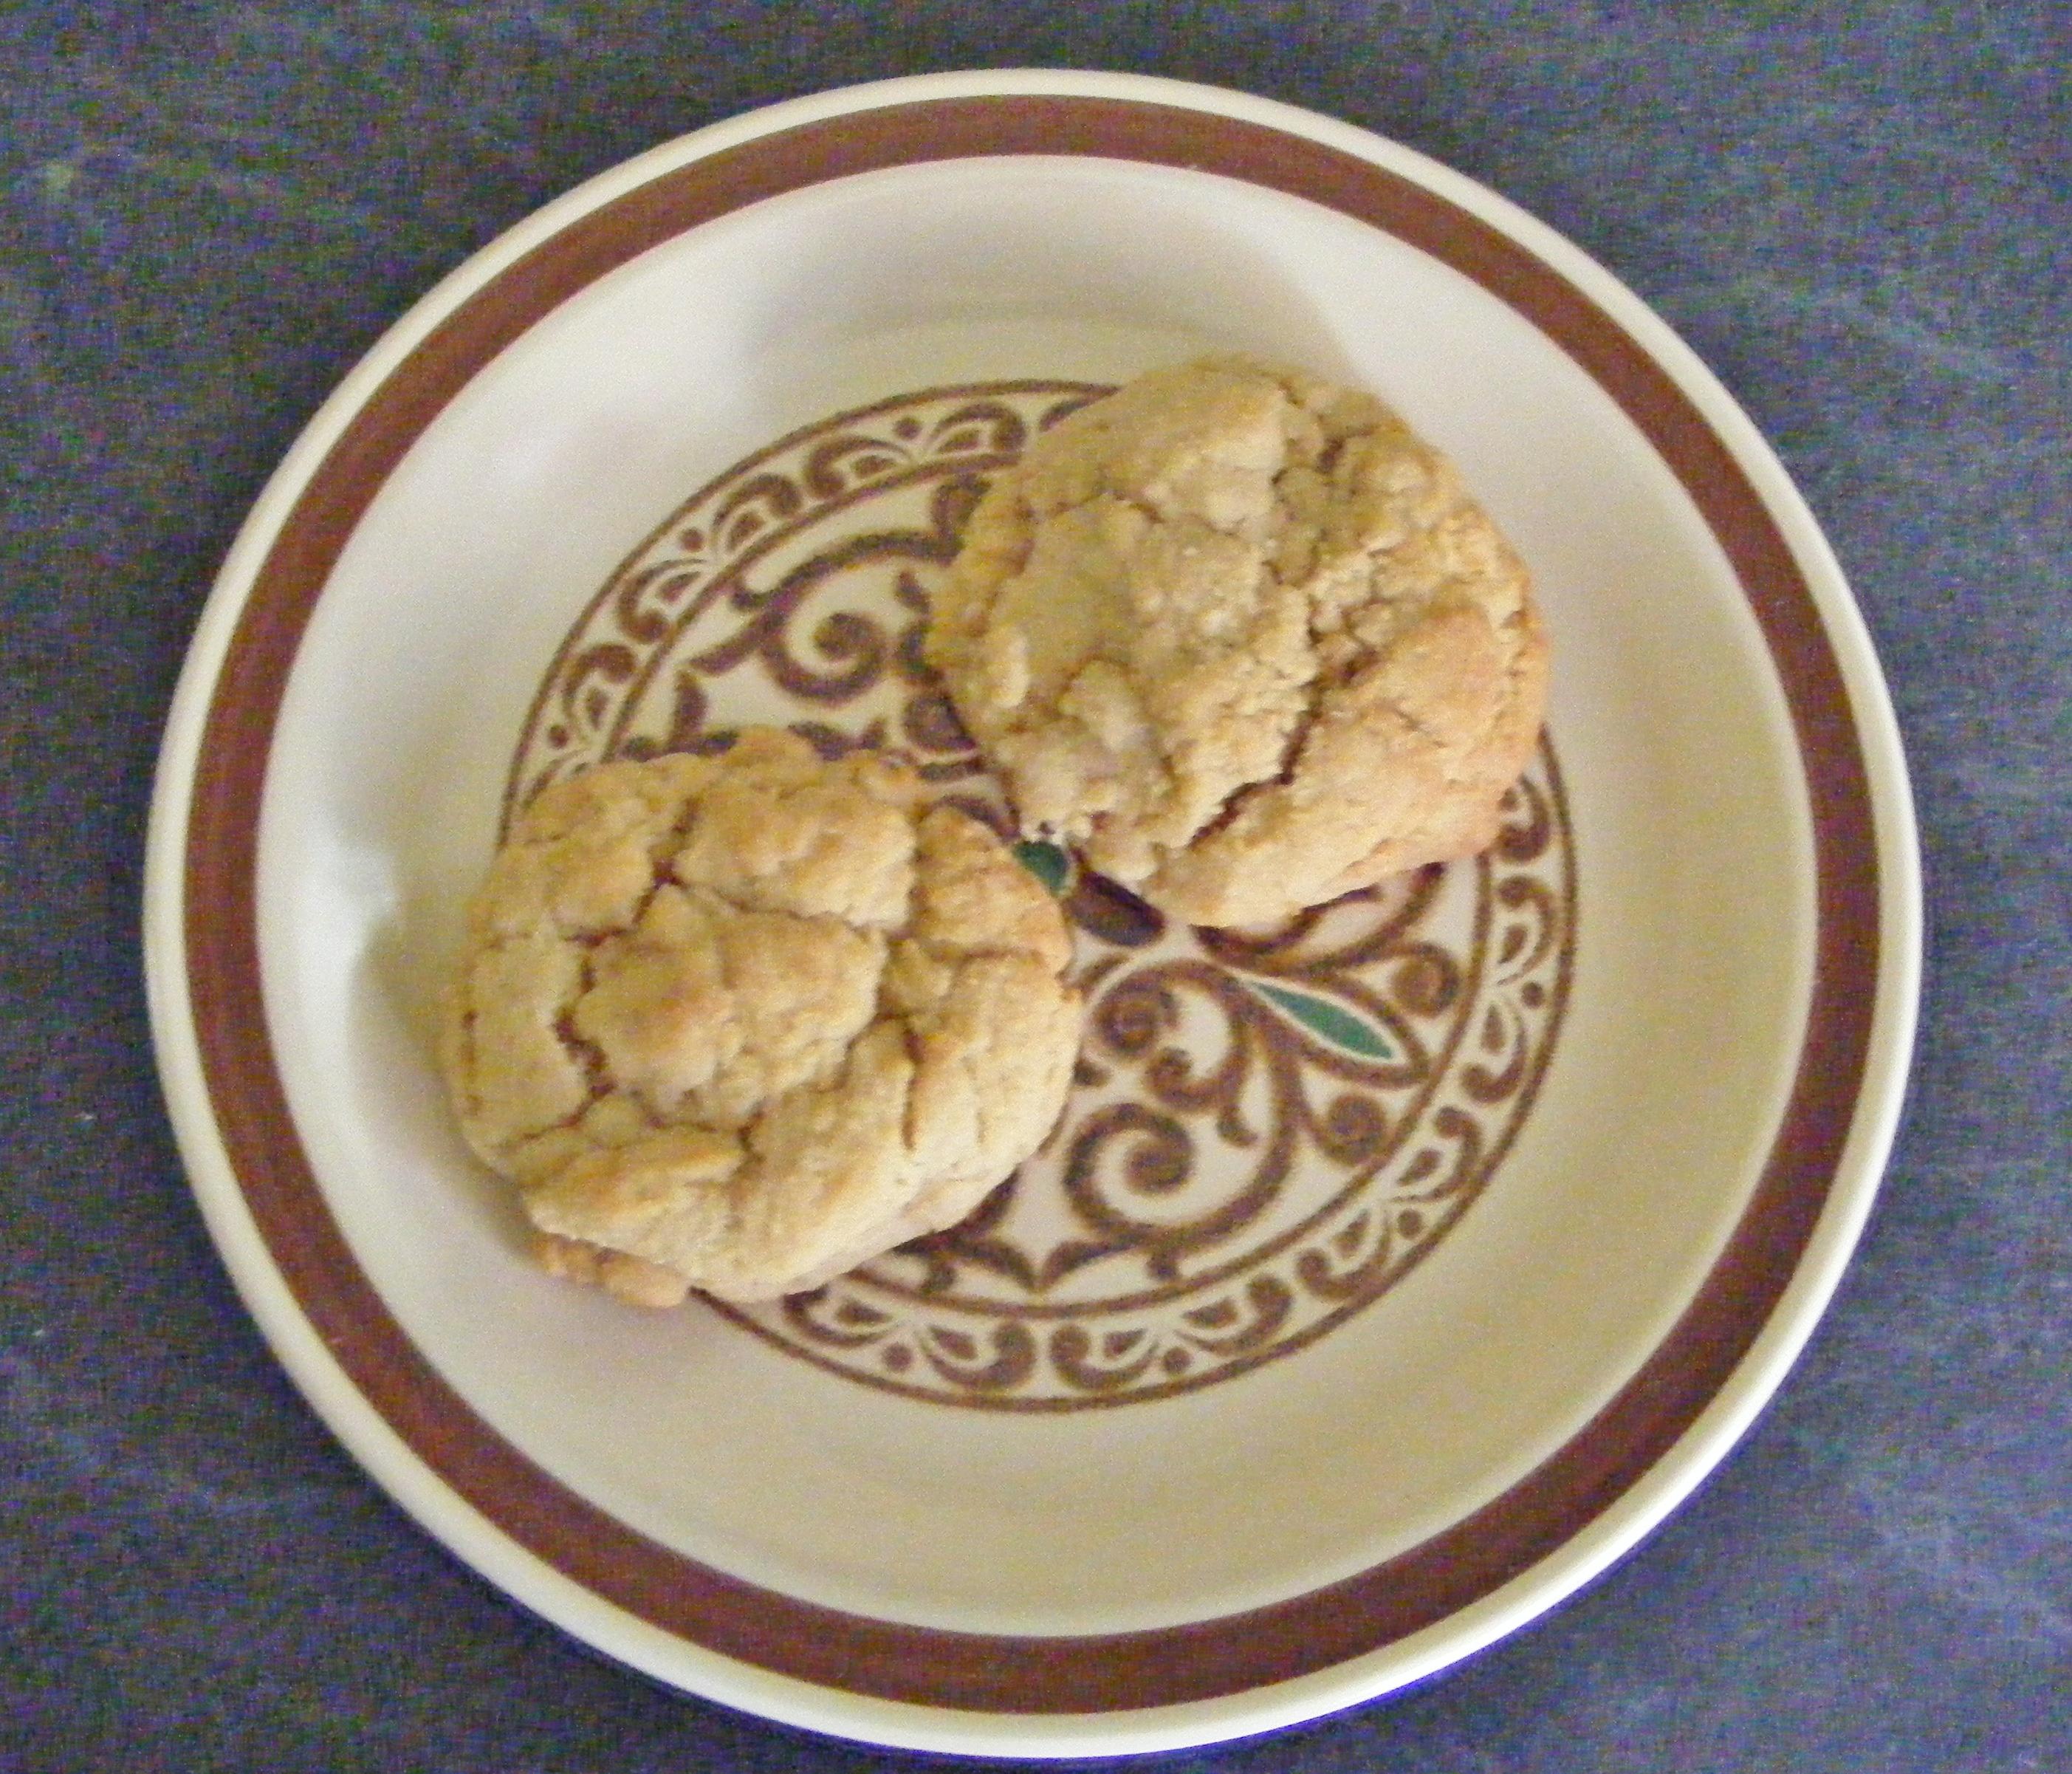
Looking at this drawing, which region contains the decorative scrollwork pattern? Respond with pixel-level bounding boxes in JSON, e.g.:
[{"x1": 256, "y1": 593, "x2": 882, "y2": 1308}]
[{"x1": 507, "y1": 381, "x2": 1576, "y2": 1410}]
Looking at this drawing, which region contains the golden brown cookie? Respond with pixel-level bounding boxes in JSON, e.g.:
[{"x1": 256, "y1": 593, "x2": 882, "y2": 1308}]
[
  {"x1": 924, "y1": 357, "x2": 1548, "y2": 925},
  {"x1": 440, "y1": 728, "x2": 1082, "y2": 1306}
]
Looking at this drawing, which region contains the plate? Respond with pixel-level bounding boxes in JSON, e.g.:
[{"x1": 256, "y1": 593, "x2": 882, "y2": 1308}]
[{"x1": 143, "y1": 70, "x2": 1921, "y2": 1757}]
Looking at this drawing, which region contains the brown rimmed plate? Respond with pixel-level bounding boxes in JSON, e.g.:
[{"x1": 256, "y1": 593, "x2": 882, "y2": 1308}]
[{"x1": 143, "y1": 70, "x2": 1921, "y2": 1756}]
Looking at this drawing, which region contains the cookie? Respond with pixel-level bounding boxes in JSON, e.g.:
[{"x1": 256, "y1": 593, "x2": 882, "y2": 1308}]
[
  {"x1": 440, "y1": 728, "x2": 1083, "y2": 1306},
  {"x1": 924, "y1": 357, "x2": 1548, "y2": 925}
]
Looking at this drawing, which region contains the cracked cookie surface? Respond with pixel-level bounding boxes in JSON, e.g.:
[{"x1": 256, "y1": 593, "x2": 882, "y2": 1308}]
[
  {"x1": 924, "y1": 357, "x2": 1549, "y2": 925},
  {"x1": 440, "y1": 728, "x2": 1082, "y2": 1306}
]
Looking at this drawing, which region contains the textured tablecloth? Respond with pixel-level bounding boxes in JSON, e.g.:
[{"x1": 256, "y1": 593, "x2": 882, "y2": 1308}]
[{"x1": 4, "y1": 5, "x2": 2066, "y2": 1770}]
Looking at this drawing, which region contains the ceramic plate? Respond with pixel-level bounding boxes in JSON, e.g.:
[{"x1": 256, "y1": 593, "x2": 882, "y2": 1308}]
[{"x1": 143, "y1": 70, "x2": 1921, "y2": 1757}]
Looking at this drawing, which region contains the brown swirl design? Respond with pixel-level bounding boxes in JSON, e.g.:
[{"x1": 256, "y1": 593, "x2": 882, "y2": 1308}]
[{"x1": 507, "y1": 380, "x2": 1577, "y2": 1410}]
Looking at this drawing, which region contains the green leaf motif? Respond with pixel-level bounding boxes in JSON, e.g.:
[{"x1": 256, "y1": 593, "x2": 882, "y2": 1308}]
[
  {"x1": 1253, "y1": 983, "x2": 1393, "y2": 1059},
  {"x1": 1012, "y1": 840, "x2": 1071, "y2": 895}
]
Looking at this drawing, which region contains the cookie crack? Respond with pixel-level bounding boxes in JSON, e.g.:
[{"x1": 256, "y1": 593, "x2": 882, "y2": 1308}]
[
  {"x1": 452, "y1": 1001, "x2": 484, "y2": 1123},
  {"x1": 893, "y1": 1016, "x2": 928, "y2": 1157},
  {"x1": 551, "y1": 946, "x2": 614, "y2": 1111},
  {"x1": 910, "y1": 935, "x2": 1049, "y2": 969},
  {"x1": 619, "y1": 792, "x2": 704, "y2": 931},
  {"x1": 659, "y1": 875, "x2": 899, "y2": 945},
  {"x1": 1087, "y1": 469, "x2": 1166, "y2": 531},
  {"x1": 1167, "y1": 594, "x2": 1336, "y2": 855}
]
